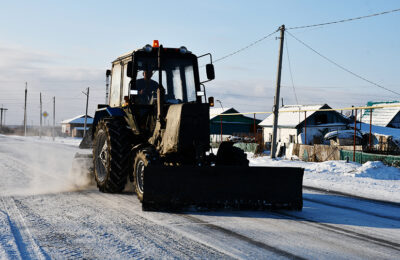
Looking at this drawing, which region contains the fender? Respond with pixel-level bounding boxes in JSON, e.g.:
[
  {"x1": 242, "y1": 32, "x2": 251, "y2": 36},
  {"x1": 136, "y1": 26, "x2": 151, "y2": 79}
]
[{"x1": 91, "y1": 106, "x2": 126, "y2": 137}]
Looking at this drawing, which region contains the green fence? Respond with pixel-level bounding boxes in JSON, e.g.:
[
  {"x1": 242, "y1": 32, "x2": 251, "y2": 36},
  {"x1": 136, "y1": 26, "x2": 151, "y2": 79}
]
[
  {"x1": 233, "y1": 142, "x2": 259, "y2": 153},
  {"x1": 340, "y1": 150, "x2": 400, "y2": 166}
]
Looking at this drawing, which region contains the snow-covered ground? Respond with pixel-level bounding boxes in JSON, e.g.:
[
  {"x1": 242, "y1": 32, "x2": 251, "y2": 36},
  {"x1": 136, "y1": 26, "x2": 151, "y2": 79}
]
[
  {"x1": 249, "y1": 154, "x2": 400, "y2": 203},
  {"x1": 1, "y1": 134, "x2": 400, "y2": 259}
]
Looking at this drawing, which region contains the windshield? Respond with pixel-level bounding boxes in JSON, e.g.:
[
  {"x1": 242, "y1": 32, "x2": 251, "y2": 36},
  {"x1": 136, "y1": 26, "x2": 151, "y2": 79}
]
[{"x1": 134, "y1": 56, "x2": 197, "y2": 104}]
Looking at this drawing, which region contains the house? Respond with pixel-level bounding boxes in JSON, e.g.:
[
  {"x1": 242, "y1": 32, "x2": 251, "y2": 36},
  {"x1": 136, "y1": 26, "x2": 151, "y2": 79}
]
[
  {"x1": 61, "y1": 115, "x2": 93, "y2": 137},
  {"x1": 358, "y1": 101, "x2": 400, "y2": 128},
  {"x1": 210, "y1": 107, "x2": 262, "y2": 142},
  {"x1": 259, "y1": 104, "x2": 349, "y2": 145},
  {"x1": 355, "y1": 122, "x2": 400, "y2": 152}
]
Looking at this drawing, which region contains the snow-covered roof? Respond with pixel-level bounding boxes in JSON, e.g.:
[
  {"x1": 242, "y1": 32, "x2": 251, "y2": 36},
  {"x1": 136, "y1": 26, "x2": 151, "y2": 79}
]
[
  {"x1": 209, "y1": 107, "x2": 239, "y2": 120},
  {"x1": 355, "y1": 122, "x2": 400, "y2": 141},
  {"x1": 358, "y1": 102, "x2": 400, "y2": 127},
  {"x1": 259, "y1": 104, "x2": 327, "y2": 127},
  {"x1": 61, "y1": 115, "x2": 93, "y2": 125}
]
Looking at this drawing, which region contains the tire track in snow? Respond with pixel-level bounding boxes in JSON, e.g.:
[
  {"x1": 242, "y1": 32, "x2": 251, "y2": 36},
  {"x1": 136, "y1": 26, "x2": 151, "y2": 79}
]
[
  {"x1": 272, "y1": 211, "x2": 400, "y2": 252},
  {"x1": 84, "y1": 192, "x2": 231, "y2": 259},
  {"x1": 104, "y1": 192, "x2": 307, "y2": 259},
  {"x1": 303, "y1": 196, "x2": 400, "y2": 222},
  {"x1": 11, "y1": 197, "x2": 95, "y2": 259},
  {"x1": 303, "y1": 186, "x2": 400, "y2": 207},
  {"x1": 0, "y1": 197, "x2": 49, "y2": 259},
  {"x1": 0, "y1": 204, "x2": 21, "y2": 258},
  {"x1": 179, "y1": 214, "x2": 306, "y2": 260}
]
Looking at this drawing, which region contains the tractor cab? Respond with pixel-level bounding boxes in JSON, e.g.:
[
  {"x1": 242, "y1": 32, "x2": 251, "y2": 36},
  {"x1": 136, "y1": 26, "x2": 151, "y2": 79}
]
[
  {"x1": 109, "y1": 41, "x2": 213, "y2": 108},
  {"x1": 108, "y1": 41, "x2": 214, "y2": 137}
]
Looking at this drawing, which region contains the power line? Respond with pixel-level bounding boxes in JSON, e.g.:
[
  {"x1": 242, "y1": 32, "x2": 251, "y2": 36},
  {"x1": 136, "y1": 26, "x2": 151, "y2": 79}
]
[
  {"x1": 286, "y1": 30, "x2": 400, "y2": 96},
  {"x1": 208, "y1": 8, "x2": 400, "y2": 66},
  {"x1": 287, "y1": 8, "x2": 400, "y2": 30},
  {"x1": 213, "y1": 29, "x2": 278, "y2": 64},
  {"x1": 284, "y1": 36, "x2": 299, "y2": 104}
]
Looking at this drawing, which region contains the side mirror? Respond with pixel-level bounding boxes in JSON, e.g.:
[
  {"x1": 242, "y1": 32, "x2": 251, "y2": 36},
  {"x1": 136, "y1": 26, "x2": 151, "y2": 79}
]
[
  {"x1": 106, "y1": 69, "x2": 111, "y2": 77},
  {"x1": 208, "y1": 96, "x2": 214, "y2": 107},
  {"x1": 127, "y1": 61, "x2": 133, "y2": 77},
  {"x1": 206, "y1": 64, "x2": 215, "y2": 80}
]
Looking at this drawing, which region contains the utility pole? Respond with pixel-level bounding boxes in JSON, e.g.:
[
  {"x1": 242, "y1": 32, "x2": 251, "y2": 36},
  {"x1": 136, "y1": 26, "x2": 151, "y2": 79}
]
[
  {"x1": 24, "y1": 82, "x2": 27, "y2": 136},
  {"x1": 52, "y1": 96, "x2": 55, "y2": 141},
  {"x1": 82, "y1": 87, "x2": 90, "y2": 137},
  {"x1": 39, "y1": 92, "x2": 42, "y2": 138},
  {"x1": 4, "y1": 109, "x2": 7, "y2": 126},
  {"x1": 271, "y1": 25, "x2": 285, "y2": 159},
  {"x1": 216, "y1": 100, "x2": 224, "y2": 142},
  {"x1": 0, "y1": 105, "x2": 8, "y2": 129}
]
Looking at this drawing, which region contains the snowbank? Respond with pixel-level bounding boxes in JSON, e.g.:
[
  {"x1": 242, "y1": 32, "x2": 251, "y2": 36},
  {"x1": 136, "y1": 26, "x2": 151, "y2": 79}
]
[{"x1": 248, "y1": 154, "x2": 400, "y2": 203}]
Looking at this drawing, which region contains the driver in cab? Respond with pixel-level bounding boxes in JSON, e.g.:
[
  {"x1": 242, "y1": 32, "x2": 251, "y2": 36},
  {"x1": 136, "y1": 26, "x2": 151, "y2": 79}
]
[{"x1": 135, "y1": 70, "x2": 158, "y2": 104}]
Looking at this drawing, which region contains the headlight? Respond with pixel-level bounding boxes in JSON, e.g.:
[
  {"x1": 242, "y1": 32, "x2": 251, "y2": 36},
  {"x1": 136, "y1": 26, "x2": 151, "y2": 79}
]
[{"x1": 143, "y1": 44, "x2": 152, "y2": 52}]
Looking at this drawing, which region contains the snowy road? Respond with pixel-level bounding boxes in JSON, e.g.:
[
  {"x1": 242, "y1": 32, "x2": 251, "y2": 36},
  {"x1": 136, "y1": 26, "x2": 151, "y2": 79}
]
[{"x1": 1, "y1": 135, "x2": 399, "y2": 259}]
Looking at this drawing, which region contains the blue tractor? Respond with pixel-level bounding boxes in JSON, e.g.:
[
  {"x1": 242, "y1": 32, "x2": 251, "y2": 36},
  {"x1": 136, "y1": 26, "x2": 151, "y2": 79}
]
[{"x1": 75, "y1": 41, "x2": 304, "y2": 210}]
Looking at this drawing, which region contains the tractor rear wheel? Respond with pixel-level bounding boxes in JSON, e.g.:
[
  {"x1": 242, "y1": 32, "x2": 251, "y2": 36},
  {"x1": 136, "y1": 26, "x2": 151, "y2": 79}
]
[{"x1": 93, "y1": 118, "x2": 132, "y2": 192}]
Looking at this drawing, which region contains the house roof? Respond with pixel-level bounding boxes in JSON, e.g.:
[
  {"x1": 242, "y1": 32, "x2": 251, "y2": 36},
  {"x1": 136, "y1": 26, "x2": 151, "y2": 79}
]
[
  {"x1": 358, "y1": 101, "x2": 400, "y2": 127},
  {"x1": 356, "y1": 122, "x2": 400, "y2": 142},
  {"x1": 258, "y1": 104, "x2": 327, "y2": 127},
  {"x1": 209, "y1": 107, "x2": 239, "y2": 120},
  {"x1": 61, "y1": 115, "x2": 93, "y2": 125}
]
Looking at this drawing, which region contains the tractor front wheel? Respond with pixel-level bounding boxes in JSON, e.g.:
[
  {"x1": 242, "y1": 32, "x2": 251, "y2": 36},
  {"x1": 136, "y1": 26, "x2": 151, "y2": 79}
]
[
  {"x1": 93, "y1": 118, "x2": 132, "y2": 193},
  {"x1": 133, "y1": 150, "x2": 150, "y2": 202}
]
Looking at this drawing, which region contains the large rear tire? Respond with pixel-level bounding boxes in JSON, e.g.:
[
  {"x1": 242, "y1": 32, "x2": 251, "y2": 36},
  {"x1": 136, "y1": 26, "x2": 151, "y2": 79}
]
[{"x1": 93, "y1": 118, "x2": 133, "y2": 192}]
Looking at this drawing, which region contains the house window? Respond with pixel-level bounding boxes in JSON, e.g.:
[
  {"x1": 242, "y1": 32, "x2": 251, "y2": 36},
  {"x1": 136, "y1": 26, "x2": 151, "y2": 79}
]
[
  {"x1": 315, "y1": 113, "x2": 328, "y2": 125},
  {"x1": 289, "y1": 135, "x2": 295, "y2": 143}
]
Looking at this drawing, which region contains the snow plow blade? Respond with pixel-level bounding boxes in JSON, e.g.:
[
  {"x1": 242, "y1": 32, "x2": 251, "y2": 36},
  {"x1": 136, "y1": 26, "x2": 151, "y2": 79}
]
[
  {"x1": 71, "y1": 152, "x2": 93, "y2": 175},
  {"x1": 143, "y1": 166, "x2": 304, "y2": 211}
]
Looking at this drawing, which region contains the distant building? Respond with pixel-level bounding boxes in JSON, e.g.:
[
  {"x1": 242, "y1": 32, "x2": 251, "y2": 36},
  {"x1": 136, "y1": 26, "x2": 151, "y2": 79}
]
[
  {"x1": 259, "y1": 104, "x2": 349, "y2": 145},
  {"x1": 61, "y1": 115, "x2": 93, "y2": 137},
  {"x1": 210, "y1": 107, "x2": 262, "y2": 142},
  {"x1": 358, "y1": 101, "x2": 400, "y2": 128}
]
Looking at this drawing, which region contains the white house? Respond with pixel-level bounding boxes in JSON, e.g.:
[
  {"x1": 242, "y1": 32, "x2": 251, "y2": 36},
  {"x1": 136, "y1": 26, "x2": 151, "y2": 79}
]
[{"x1": 259, "y1": 104, "x2": 349, "y2": 145}]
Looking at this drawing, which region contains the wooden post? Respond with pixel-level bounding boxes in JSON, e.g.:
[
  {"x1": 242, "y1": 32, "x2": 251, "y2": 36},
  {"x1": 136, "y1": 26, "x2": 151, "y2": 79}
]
[
  {"x1": 52, "y1": 96, "x2": 55, "y2": 141},
  {"x1": 39, "y1": 92, "x2": 42, "y2": 138},
  {"x1": 253, "y1": 113, "x2": 256, "y2": 142},
  {"x1": 24, "y1": 82, "x2": 27, "y2": 136},
  {"x1": 220, "y1": 115, "x2": 223, "y2": 143},
  {"x1": 353, "y1": 109, "x2": 357, "y2": 162},
  {"x1": 82, "y1": 87, "x2": 89, "y2": 138},
  {"x1": 304, "y1": 111, "x2": 307, "y2": 145},
  {"x1": 369, "y1": 108, "x2": 373, "y2": 150}
]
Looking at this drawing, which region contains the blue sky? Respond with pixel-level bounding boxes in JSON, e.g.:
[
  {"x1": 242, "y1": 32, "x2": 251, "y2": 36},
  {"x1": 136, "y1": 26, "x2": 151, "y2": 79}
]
[{"x1": 0, "y1": 0, "x2": 399, "y2": 125}]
